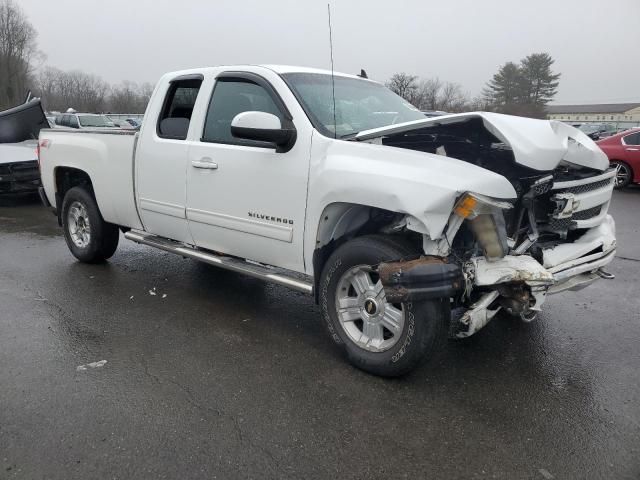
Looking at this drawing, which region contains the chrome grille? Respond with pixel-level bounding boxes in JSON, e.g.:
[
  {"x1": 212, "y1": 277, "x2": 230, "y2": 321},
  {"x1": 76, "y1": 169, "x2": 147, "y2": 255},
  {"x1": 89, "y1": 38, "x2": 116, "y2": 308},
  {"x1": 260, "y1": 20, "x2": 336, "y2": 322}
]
[
  {"x1": 554, "y1": 177, "x2": 613, "y2": 195},
  {"x1": 573, "y1": 206, "x2": 602, "y2": 220},
  {"x1": 541, "y1": 169, "x2": 615, "y2": 235}
]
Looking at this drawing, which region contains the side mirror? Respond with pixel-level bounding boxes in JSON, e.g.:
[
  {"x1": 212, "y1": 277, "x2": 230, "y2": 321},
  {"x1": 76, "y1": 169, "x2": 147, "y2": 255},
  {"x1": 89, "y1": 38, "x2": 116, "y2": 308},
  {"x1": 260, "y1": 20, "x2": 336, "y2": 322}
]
[{"x1": 231, "y1": 111, "x2": 295, "y2": 152}]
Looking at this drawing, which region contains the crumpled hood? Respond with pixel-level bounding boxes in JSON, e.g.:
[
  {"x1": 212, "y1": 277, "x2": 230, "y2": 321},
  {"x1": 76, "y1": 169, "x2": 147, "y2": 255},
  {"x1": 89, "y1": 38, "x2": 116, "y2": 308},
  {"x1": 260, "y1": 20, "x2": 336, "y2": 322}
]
[
  {"x1": 355, "y1": 112, "x2": 609, "y2": 172},
  {"x1": 0, "y1": 141, "x2": 38, "y2": 165}
]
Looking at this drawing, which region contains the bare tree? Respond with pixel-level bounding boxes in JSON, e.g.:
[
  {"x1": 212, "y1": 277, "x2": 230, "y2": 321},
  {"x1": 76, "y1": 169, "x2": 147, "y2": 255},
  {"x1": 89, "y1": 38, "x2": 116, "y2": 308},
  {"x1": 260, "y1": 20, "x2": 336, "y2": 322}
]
[
  {"x1": 386, "y1": 72, "x2": 477, "y2": 113},
  {"x1": 0, "y1": 0, "x2": 40, "y2": 109},
  {"x1": 416, "y1": 77, "x2": 442, "y2": 110},
  {"x1": 438, "y1": 82, "x2": 469, "y2": 112},
  {"x1": 386, "y1": 73, "x2": 419, "y2": 104},
  {"x1": 107, "y1": 81, "x2": 149, "y2": 113}
]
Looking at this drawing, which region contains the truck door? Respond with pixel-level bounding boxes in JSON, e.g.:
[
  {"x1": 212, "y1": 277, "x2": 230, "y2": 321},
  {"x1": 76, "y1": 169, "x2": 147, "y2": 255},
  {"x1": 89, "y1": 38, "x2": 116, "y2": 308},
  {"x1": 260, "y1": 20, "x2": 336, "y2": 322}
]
[
  {"x1": 136, "y1": 76, "x2": 203, "y2": 244},
  {"x1": 185, "y1": 72, "x2": 310, "y2": 272}
]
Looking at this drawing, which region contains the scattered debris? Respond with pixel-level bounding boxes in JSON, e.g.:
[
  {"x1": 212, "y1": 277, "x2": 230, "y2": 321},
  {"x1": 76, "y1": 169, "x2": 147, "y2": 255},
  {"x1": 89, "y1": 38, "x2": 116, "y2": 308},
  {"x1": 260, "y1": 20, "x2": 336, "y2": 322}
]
[
  {"x1": 538, "y1": 468, "x2": 554, "y2": 479},
  {"x1": 76, "y1": 360, "x2": 107, "y2": 372}
]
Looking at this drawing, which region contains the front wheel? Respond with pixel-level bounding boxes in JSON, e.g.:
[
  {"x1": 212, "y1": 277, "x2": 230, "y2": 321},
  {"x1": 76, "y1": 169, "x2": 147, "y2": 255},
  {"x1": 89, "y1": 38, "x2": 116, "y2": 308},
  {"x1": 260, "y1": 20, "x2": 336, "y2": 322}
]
[
  {"x1": 61, "y1": 186, "x2": 119, "y2": 263},
  {"x1": 319, "y1": 235, "x2": 449, "y2": 377}
]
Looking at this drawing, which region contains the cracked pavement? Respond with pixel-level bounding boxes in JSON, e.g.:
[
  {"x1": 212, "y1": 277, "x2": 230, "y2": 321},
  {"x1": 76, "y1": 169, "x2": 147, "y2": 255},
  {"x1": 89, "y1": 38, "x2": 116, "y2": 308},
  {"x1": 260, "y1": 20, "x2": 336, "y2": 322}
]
[{"x1": 1, "y1": 188, "x2": 639, "y2": 479}]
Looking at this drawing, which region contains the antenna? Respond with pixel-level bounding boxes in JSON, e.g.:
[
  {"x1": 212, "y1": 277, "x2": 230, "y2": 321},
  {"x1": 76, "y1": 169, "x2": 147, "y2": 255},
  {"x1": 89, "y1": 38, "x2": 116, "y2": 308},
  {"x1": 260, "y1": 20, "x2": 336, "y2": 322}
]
[{"x1": 327, "y1": 3, "x2": 337, "y2": 139}]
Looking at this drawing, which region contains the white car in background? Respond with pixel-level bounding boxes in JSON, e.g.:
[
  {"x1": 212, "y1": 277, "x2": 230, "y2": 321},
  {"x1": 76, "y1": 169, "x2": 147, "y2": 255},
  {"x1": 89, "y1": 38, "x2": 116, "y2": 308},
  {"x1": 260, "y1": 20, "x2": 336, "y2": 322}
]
[
  {"x1": 54, "y1": 113, "x2": 118, "y2": 130},
  {"x1": 0, "y1": 98, "x2": 48, "y2": 194}
]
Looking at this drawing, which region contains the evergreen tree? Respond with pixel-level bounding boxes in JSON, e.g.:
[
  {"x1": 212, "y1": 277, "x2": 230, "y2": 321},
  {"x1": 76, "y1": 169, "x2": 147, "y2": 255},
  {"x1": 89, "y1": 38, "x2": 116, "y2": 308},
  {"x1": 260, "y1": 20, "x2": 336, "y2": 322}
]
[
  {"x1": 519, "y1": 53, "x2": 561, "y2": 112},
  {"x1": 483, "y1": 53, "x2": 560, "y2": 118},
  {"x1": 483, "y1": 62, "x2": 523, "y2": 114}
]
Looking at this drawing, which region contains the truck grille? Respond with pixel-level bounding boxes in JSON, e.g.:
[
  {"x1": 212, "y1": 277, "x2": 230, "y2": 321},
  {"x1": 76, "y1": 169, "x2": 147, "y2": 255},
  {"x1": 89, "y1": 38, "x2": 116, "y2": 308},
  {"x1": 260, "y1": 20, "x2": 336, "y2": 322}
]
[
  {"x1": 553, "y1": 176, "x2": 613, "y2": 195},
  {"x1": 547, "y1": 206, "x2": 602, "y2": 231},
  {"x1": 537, "y1": 168, "x2": 615, "y2": 236}
]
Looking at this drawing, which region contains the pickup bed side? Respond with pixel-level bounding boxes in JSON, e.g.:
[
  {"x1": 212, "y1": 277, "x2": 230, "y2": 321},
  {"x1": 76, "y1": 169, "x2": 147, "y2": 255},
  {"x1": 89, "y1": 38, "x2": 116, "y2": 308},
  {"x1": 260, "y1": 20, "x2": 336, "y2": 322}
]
[{"x1": 40, "y1": 130, "x2": 143, "y2": 230}]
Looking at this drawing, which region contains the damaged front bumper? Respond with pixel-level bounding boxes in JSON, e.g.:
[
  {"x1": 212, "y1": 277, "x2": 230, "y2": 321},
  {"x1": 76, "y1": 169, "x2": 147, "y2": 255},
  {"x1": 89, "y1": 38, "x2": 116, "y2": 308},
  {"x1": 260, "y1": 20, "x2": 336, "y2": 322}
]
[
  {"x1": 378, "y1": 216, "x2": 616, "y2": 338},
  {"x1": 455, "y1": 215, "x2": 616, "y2": 337},
  {"x1": 377, "y1": 257, "x2": 463, "y2": 303}
]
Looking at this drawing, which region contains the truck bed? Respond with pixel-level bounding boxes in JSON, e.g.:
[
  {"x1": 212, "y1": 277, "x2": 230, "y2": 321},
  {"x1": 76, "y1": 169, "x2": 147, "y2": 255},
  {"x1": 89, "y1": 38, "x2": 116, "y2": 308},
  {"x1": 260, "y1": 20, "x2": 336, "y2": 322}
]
[{"x1": 39, "y1": 129, "x2": 143, "y2": 230}]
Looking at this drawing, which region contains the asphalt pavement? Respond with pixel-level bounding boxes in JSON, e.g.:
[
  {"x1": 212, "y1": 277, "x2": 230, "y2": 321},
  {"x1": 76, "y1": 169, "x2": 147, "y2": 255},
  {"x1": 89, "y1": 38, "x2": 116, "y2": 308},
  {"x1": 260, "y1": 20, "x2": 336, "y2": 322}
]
[{"x1": 1, "y1": 189, "x2": 639, "y2": 479}]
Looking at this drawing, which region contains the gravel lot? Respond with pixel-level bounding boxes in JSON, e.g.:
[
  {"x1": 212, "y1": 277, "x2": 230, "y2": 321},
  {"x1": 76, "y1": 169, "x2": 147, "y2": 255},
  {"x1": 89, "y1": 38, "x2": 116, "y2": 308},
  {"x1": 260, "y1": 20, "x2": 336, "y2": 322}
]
[{"x1": 1, "y1": 189, "x2": 639, "y2": 479}]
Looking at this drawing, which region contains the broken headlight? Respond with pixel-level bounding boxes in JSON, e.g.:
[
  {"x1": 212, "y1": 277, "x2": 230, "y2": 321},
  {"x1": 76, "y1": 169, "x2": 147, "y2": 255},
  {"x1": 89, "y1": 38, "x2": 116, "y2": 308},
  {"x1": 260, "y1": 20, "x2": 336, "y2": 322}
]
[{"x1": 454, "y1": 193, "x2": 512, "y2": 261}]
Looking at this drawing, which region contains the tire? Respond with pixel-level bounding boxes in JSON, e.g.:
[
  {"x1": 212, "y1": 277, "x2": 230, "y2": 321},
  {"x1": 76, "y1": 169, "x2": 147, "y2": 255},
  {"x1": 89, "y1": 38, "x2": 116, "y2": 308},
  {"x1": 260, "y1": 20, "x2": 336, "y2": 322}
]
[
  {"x1": 611, "y1": 160, "x2": 633, "y2": 189},
  {"x1": 61, "y1": 186, "x2": 119, "y2": 263},
  {"x1": 319, "y1": 235, "x2": 449, "y2": 377}
]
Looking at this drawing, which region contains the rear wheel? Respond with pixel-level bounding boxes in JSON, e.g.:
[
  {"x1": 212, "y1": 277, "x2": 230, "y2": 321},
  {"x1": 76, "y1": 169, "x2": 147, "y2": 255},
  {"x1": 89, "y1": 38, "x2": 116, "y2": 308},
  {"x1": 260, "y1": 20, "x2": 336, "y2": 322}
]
[
  {"x1": 61, "y1": 187, "x2": 119, "y2": 263},
  {"x1": 611, "y1": 160, "x2": 633, "y2": 189},
  {"x1": 319, "y1": 235, "x2": 449, "y2": 377}
]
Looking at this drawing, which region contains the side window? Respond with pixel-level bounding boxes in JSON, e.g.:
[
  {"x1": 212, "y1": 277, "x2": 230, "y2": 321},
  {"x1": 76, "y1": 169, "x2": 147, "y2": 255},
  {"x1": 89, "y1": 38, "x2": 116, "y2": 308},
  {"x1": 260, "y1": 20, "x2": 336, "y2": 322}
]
[
  {"x1": 157, "y1": 78, "x2": 202, "y2": 140},
  {"x1": 202, "y1": 78, "x2": 283, "y2": 145},
  {"x1": 68, "y1": 116, "x2": 79, "y2": 128},
  {"x1": 60, "y1": 115, "x2": 69, "y2": 127},
  {"x1": 623, "y1": 132, "x2": 640, "y2": 145}
]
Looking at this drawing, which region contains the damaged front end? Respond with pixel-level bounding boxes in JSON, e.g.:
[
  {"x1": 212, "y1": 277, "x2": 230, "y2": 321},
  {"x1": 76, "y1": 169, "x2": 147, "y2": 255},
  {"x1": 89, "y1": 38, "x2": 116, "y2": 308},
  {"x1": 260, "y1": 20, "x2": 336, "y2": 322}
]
[
  {"x1": 363, "y1": 113, "x2": 616, "y2": 338},
  {"x1": 376, "y1": 256, "x2": 463, "y2": 303},
  {"x1": 448, "y1": 170, "x2": 616, "y2": 337}
]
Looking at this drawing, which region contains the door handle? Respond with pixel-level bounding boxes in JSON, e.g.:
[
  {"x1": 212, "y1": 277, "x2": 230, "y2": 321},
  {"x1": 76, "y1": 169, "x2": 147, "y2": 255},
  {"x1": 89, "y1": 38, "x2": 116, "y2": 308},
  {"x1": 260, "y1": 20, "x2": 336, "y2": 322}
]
[
  {"x1": 626, "y1": 148, "x2": 639, "y2": 151},
  {"x1": 191, "y1": 158, "x2": 218, "y2": 169}
]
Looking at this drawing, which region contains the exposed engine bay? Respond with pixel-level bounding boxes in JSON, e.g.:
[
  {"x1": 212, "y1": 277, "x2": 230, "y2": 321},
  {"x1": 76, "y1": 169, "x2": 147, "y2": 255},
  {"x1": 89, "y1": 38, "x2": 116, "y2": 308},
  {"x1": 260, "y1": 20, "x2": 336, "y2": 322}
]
[{"x1": 361, "y1": 114, "x2": 616, "y2": 337}]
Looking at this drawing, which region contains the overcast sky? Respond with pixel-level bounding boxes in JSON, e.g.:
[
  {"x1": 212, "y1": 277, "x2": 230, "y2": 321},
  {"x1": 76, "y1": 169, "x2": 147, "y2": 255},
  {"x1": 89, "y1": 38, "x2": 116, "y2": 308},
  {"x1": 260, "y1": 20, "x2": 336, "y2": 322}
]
[{"x1": 18, "y1": 0, "x2": 640, "y2": 104}]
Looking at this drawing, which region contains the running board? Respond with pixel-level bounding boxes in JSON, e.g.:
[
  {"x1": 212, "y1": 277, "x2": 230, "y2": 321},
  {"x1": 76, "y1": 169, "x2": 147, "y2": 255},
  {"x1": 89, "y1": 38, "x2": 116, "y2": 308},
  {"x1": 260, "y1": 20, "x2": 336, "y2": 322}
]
[{"x1": 124, "y1": 231, "x2": 313, "y2": 294}]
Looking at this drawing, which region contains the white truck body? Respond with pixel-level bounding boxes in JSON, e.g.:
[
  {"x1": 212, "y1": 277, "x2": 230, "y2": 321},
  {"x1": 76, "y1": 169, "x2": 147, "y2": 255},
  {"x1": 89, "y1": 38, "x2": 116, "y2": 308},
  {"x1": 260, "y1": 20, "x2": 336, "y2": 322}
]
[{"x1": 38, "y1": 65, "x2": 616, "y2": 374}]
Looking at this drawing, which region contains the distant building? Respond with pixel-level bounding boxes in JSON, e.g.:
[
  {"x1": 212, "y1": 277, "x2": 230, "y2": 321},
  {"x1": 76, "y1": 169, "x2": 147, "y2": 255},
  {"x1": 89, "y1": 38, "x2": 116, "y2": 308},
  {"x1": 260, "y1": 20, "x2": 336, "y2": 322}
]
[{"x1": 546, "y1": 103, "x2": 640, "y2": 125}]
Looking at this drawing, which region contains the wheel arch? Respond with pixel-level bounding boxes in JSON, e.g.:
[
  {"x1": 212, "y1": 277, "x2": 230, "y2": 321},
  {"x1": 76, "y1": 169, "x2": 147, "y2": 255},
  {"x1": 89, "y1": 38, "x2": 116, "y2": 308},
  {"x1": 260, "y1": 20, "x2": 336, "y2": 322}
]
[
  {"x1": 54, "y1": 167, "x2": 95, "y2": 225},
  {"x1": 311, "y1": 202, "x2": 420, "y2": 303}
]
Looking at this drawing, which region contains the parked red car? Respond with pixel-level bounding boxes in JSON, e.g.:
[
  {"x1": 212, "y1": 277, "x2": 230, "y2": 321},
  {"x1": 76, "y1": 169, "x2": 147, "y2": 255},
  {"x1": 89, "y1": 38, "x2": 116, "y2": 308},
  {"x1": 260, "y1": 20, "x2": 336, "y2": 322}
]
[{"x1": 596, "y1": 128, "x2": 640, "y2": 189}]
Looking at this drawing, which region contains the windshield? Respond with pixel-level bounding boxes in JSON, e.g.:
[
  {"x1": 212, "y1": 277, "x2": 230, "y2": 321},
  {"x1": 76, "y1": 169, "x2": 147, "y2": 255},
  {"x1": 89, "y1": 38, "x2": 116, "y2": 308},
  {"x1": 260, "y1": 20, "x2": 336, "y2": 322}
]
[
  {"x1": 282, "y1": 73, "x2": 425, "y2": 138},
  {"x1": 78, "y1": 115, "x2": 116, "y2": 127}
]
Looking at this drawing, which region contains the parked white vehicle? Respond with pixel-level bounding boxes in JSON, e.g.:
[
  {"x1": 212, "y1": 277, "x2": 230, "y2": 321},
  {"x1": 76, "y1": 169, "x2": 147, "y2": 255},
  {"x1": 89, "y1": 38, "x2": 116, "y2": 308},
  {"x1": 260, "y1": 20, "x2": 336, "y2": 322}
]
[
  {"x1": 38, "y1": 65, "x2": 616, "y2": 376},
  {"x1": 54, "y1": 113, "x2": 117, "y2": 130},
  {"x1": 0, "y1": 98, "x2": 48, "y2": 194}
]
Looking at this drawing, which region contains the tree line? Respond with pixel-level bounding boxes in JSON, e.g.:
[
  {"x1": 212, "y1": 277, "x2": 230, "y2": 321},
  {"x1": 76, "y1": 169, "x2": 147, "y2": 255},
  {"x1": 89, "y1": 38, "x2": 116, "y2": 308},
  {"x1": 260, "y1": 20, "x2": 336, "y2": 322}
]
[
  {"x1": 34, "y1": 67, "x2": 154, "y2": 114},
  {"x1": 2, "y1": 0, "x2": 560, "y2": 117},
  {"x1": 0, "y1": 0, "x2": 151, "y2": 113},
  {"x1": 385, "y1": 74, "x2": 487, "y2": 113},
  {"x1": 386, "y1": 53, "x2": 560, "y2": 118}
]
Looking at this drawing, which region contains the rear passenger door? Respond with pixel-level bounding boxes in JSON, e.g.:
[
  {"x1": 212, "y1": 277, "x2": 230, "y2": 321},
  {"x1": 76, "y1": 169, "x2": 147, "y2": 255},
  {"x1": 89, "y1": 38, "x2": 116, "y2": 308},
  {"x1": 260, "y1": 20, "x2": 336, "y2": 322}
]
[{"x1": 136, "y1": 75, "x2": 203, "y2": 243}]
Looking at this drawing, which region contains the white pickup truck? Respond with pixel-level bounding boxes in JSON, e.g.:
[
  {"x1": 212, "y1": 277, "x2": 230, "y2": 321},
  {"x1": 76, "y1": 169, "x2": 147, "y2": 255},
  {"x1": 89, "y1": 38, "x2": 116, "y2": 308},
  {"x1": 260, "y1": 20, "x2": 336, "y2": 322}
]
[{"x1": 38, "y1": 65, "x2": 616, "y2": 376}]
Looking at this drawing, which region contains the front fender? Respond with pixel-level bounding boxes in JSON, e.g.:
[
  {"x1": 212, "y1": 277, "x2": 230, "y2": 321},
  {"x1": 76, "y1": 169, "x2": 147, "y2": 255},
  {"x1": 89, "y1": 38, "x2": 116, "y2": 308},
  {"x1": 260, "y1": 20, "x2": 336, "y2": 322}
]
[{"x1": 303, "y1": 133, "x2": 516, "y2": 274}]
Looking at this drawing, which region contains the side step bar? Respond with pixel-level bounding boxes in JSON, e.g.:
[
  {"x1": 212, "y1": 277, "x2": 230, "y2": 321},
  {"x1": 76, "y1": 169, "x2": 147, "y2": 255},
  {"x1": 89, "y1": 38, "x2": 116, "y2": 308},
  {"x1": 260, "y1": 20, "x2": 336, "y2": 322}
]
[{"x1": 124, "y1": 231, "x2": 313, "y2": 294}]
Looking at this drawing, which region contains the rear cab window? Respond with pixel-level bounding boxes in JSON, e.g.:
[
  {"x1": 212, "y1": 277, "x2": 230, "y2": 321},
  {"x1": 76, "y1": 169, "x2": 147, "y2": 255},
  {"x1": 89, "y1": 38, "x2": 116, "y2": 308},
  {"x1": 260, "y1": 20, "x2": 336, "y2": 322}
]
[{"x1": 157, "y1": 76, "x2": 203, "y2": 140}]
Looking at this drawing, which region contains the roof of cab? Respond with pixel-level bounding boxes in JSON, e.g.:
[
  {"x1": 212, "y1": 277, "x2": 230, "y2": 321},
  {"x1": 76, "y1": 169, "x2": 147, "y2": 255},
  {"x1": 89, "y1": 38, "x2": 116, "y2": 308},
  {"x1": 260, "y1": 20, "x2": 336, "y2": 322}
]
[{"x1": 161, "y1": 65, "x2": 376, "y2": 82}]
